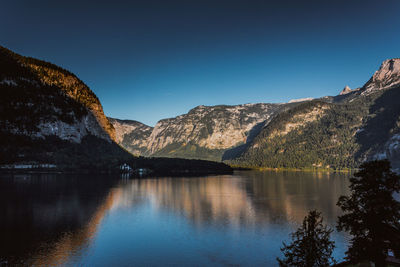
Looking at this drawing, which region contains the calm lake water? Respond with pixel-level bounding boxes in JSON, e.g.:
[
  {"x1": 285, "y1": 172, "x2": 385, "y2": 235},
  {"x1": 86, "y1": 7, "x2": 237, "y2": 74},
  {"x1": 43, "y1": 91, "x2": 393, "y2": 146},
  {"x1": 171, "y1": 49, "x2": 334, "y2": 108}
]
[{"x1": 0, "y1": 171, "x2": 350, "y2": 266}]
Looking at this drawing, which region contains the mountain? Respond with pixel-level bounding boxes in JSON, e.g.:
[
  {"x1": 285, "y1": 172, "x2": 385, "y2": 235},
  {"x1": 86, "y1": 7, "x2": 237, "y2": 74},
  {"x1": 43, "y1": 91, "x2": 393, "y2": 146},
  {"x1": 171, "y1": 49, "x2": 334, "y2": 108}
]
[
  {"x1": 363, "y1": 58, "x2": 400, "y2": 93},
  {"x1": 107, "y1": 118, "x2": 153, "y2": 155},
  {"x1": 112, "y1": 58, "x2": 400, "y2": 170},
  {"x1": 0, "y1": 46, "x2": 137, "y2": 170},
  {"x1": 231, "y1": 58, "x2": 400, "y2": 170},
  {"x1": 0, "y1": 46, "x2": 232, "y2": 174},
  {"x1": 339, "y1": 85, "x2": 353, "y2": 95},
  {"x1": 111, "y1": 103, "x2": 289, "y2": 161},
  {"x1": 148, "y1": 103, "x2": 285, "y2": 161},
  {"x1": 0, "y1": 46, "x2": 115, "y2": 143}
]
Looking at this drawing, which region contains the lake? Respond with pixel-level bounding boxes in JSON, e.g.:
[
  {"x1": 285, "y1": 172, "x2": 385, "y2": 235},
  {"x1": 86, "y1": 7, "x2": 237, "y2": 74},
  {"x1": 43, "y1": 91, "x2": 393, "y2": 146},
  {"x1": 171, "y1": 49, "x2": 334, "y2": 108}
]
[{"x1": 0, "y1": 171, "x2": 350, "y2": 266}]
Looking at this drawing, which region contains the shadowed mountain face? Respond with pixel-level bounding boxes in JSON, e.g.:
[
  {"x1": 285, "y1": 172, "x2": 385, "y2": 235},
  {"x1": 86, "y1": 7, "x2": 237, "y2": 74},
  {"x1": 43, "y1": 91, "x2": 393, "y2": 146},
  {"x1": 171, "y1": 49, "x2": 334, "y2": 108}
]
[
  {"x1": 0, "y1": 46, "x2": 115, "y2": 143},
  {"x1": 112, "y1": 59, "x2": 400, "y2": 169},
  {"x1": 0, "y1": 46, "x2": 131, "y2": 168},
  {"x1": 0, "y1": 174, "x2": 119, "y2": 265}
]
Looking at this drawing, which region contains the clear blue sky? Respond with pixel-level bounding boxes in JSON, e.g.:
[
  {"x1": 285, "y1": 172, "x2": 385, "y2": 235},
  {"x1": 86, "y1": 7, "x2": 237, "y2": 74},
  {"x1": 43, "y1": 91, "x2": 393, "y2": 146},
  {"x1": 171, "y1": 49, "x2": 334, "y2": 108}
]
[{"x1": 2, "y1": 0, "x2": 400, "y2": 126}]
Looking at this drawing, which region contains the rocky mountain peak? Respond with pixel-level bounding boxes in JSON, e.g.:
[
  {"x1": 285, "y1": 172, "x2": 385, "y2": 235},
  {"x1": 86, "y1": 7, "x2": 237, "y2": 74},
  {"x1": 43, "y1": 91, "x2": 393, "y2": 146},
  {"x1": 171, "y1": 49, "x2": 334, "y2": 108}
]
[
  {"x1": 340, "y1": 85, "x2": 352, "y2": 95},
  {"x1": 363, "y1": 58, "x2": 400, "y2": 92}
]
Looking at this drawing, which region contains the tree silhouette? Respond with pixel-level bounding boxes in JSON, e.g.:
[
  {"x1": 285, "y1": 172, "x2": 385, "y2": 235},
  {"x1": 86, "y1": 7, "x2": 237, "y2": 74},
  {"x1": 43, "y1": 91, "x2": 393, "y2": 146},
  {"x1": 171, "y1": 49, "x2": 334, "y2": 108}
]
[
  {"x1": 277, "y1": 210, "x2": 336, "y2": 267},
  {"x1": 337, "y1": 159, "x2": 400, "y2": 267}
]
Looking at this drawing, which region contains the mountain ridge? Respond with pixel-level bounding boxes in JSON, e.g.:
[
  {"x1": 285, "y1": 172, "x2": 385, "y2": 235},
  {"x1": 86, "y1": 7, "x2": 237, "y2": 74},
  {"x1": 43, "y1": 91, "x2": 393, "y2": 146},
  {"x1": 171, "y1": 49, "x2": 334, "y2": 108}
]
[
  {"x1": 111, "y1": 58, "x2": 400, "y2": 169},
  {"x1": 111, "y1": 103, "x2": 288, "y2": 161},
  {"x1": 231, "y1": 58, "x2": 400, "y2": 169},
  {"x1": 2, "y1": 44, "x2": 398, "y2": 170}
]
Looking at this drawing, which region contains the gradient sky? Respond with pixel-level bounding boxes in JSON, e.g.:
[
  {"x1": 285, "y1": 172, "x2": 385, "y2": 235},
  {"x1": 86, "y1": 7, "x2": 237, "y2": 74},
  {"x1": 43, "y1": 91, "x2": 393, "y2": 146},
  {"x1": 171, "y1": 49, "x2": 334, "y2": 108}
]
[{"x1": 1, "y1": 0, "x2": 400, "y2": 126}]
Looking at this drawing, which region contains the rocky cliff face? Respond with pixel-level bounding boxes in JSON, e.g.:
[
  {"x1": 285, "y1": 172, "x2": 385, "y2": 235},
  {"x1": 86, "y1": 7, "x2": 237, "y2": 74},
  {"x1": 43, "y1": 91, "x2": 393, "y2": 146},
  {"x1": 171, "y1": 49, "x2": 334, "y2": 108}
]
[
  {"x1": 148, "y1": 104, "x2": 280, "y2": 152},
  {"x1": 363, "y1": 58, "x2": 400, "y2": 93},
  {"x1": 339, "y1": 85, "x2": 352, "y2": 95},
  {"x1": 111, "y1": 103, "x2": 284, "y2": 161},
  {"x1": 0, "y1": 46, "x2": 115, "y2": 143},
  {"x1": 107, "y1": 118, "x2": 153, "y2": 155},
  {"x1": 25, "y1": 62, "x2": 115, "y2": 141}
]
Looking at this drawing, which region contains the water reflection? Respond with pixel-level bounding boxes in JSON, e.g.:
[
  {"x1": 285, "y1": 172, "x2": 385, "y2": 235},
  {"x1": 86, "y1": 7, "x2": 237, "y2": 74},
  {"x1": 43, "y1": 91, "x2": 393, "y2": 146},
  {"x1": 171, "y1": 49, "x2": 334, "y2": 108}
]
[
  {"x1": 0, "y1": 174, "x2": 119, "y2": 265},
  {"x1": 241, "y1": 171, "x2": 349, "y2": 225},
  {"x1": 112, "y1": 171, "x2": 349, "y2": 229},
  {"x1": 0, "y1": 171, "x2": 350, "y2": 266}
]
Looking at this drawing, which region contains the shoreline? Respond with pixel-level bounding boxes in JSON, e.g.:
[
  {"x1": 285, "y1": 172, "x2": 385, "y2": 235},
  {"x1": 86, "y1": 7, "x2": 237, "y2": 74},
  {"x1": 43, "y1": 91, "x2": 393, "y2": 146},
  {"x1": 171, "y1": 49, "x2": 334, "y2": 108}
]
[
  {"x1": 231, "y1": 165, "x2": 357, "y2": 173},
  {"x1": 0, "y1": 167, "x2": 234, "y2": 177}
]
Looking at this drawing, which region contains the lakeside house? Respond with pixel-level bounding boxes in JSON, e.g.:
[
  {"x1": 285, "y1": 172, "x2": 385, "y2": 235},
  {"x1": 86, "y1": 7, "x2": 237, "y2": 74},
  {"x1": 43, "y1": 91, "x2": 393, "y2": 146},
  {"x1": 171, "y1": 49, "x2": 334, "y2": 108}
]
[{"x1": 120, "y1": 163, "x2": 132, "y2": 172}]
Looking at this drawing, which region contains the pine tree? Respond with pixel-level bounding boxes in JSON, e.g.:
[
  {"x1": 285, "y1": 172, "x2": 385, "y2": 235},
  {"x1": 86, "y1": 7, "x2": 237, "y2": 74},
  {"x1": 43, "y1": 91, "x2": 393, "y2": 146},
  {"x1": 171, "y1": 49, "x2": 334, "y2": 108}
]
[
  {"x1": 337, "y1": 159, "x2": 400, "y2": 266},
  {"x1": 277, "y1": 210, "x2": 336, "y2": 267}
]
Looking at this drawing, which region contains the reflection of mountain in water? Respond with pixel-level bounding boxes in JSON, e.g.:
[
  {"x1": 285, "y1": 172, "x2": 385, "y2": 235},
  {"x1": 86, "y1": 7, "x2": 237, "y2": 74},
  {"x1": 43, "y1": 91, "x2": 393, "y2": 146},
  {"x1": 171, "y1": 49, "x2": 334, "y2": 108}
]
[
  {"x1": 240, "y1": 171, "x2": 350, "y2": 225},
  {"x1": 0, "y1": 174, "x2": 119, "y2": 265},
  {"x1": 117, "y1": 176, "x2": 256, "y2": 228},
  {"x1": 0, "y1": 171, "x2": 350, "y2": 265},
  {"x1": 113, "y1": 171, "x2": 350, "y2": 228}
]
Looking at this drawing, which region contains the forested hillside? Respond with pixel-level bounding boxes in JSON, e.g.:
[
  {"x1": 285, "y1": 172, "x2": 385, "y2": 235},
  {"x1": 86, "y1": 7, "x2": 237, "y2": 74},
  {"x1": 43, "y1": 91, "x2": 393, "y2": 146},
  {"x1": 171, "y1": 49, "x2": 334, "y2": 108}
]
[{"x1": 230, "y1": 59, "x2": 400, "y2": 169}]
